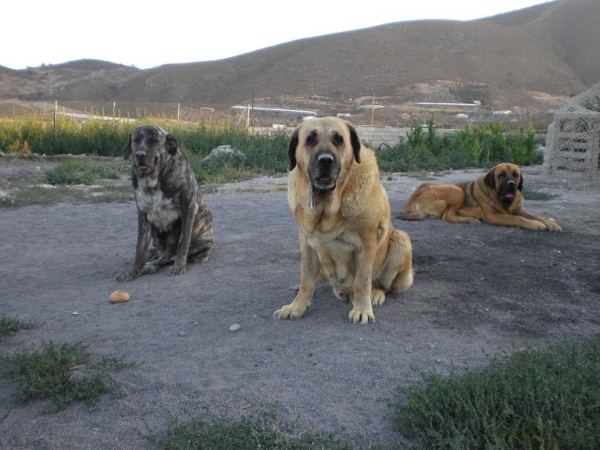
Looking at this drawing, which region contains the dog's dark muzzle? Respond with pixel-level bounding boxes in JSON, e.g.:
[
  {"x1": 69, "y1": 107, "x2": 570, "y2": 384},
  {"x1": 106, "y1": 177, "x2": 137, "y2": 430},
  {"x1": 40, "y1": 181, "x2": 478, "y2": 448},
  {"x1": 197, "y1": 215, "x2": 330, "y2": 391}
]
[
  {"x1": 310, "y1": 152, "x2": 339, "y2": 191},
  {"x1": 135, "y1": 150, "x2": 154, "y2": 174},
  {"x1": 499, "y1": 178, "x2": 517, "y2": 205}
]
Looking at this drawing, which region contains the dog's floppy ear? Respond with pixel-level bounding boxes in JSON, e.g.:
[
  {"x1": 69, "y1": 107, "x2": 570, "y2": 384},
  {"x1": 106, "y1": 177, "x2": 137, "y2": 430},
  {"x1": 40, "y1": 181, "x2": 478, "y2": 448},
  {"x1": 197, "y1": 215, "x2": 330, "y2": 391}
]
[
  {"x1": 518, "y1": 173, "x2": 524, "y2": 191},
  {"x1": 346, "y1": 121, "x2": 361, "y2": 164},
  {"x1": 288, "y1": 128, "x2": 299, "y2": 171},
  {"x1": 123, "y1": 134, "x2": 132, "y2": 160},
  {"x1": 484, "y1": 168, "x2": 495, "y2": 190},
  {"x1": 165, "y1": 133, "x2": 178, "y2": 156}
]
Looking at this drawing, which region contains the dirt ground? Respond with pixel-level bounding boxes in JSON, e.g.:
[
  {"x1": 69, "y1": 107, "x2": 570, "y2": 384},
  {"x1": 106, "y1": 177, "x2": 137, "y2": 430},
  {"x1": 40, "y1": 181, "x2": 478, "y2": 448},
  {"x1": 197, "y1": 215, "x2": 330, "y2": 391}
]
[{"x1": 1, "y1": 159, "x2": 600, "y2": 449}]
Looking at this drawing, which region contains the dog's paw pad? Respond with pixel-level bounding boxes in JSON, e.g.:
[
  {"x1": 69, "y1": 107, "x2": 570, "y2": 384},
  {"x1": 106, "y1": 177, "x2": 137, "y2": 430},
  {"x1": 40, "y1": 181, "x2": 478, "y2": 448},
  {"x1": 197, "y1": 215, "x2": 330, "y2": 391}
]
[
  {"x1": 168, "y1": 265, "x2": 187, "y2": 276},
  {"x1": 349, "y1": 308, "x2": 375, "y2": 325}
]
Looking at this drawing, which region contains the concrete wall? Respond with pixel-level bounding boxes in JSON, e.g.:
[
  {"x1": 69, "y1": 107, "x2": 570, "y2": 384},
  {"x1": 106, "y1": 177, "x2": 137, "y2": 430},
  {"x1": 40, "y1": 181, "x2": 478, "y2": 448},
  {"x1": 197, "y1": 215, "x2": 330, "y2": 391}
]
[{"x1": 356, "y1": 126, "x2": 410, "y2": 149}]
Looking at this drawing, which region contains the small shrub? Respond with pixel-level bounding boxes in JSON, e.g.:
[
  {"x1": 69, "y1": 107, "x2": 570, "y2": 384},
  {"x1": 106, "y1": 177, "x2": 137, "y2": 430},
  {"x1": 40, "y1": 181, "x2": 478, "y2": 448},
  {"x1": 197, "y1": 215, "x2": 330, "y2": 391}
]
[
  {"x1": 389, "y1": 337, "x2": 600, "y2": 450},
  {"x1": 152, "y1": 409, "x2": 362, "y2": 450},
  {"x1": 0, "y1": 315, "x2": 37, "y2": 341},
  {"x1": 0, "y1": 341, "x2": 134, "y2": 410},
  {"x1": 7, "y1": 139, "x2": 30, "y2": 155}
]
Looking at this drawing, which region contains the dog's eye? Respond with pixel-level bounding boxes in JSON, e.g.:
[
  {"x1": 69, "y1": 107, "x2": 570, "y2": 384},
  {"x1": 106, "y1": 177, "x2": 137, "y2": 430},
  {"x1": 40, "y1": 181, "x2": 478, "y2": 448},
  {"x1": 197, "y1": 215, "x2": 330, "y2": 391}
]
[
  {"x1": 306, "y1": 131, "x2": 318, "y2": 146},
  {"x1": 332, "y1": 132, "x2": 344, "y2": 147},
  {"x1": 512, "y1": 171, "x2": 518, "y2": 178},
  {"x1": 134, "y1": 137, "x2": 142, "y2": 144},
  {"x1": 148, "y1": 138, "x2": 158, "y2": 144}
]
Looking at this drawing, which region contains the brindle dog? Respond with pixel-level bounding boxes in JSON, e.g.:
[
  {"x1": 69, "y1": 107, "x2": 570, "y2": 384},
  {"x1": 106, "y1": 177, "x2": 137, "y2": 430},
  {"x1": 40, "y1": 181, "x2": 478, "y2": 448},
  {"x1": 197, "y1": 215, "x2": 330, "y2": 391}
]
[{"x1": 116, "y1": 125, "x2": 213, "y2": 281}]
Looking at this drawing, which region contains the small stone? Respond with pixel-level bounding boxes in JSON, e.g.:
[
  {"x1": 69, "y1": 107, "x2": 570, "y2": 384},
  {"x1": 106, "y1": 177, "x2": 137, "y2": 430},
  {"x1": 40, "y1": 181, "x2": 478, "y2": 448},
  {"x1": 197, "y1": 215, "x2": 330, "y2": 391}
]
[{"x1": 229, "y1": 323, "x2": 241, "y2": 332}]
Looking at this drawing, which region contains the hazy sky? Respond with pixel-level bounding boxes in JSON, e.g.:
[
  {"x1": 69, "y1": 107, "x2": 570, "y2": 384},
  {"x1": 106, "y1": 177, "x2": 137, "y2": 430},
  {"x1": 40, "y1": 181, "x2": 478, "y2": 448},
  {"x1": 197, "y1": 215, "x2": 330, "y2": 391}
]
[{"x1": 2, "y1": 0, "x2": 555, "y2": 70}]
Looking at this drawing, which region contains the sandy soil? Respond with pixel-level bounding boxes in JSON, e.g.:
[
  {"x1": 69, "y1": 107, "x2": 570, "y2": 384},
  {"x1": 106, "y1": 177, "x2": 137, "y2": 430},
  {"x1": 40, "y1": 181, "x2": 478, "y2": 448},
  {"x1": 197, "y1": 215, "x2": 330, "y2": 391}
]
[{"x1": 1, "y1": 161, "x2": 599, "y2": 449}]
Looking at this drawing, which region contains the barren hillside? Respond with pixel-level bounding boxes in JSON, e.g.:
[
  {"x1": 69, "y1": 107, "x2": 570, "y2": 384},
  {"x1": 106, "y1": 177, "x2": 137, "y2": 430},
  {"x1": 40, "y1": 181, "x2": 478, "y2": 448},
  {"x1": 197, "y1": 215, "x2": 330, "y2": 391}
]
[{"x1": 0, "y1": 0, "x2": 597, "y2": 120}]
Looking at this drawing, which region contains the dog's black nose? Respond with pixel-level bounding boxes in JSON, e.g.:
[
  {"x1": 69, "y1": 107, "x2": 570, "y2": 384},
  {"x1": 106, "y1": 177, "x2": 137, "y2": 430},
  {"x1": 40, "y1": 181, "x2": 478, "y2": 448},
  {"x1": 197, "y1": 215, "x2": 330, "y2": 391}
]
[
  {"x1": 317, "y1": 154, "x2": 334, "y2": 166},
  {"x1": 135, "y1": 151, "x2": 146, "y2": 160}
]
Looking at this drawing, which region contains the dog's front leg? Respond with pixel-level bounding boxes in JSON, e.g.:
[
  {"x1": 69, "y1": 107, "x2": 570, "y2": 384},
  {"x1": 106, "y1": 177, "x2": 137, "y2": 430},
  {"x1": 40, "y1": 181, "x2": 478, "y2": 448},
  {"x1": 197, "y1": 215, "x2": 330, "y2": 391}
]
[
  {"x1": 169, "y1": 199, "x2": 197, "y2": 276},
  {"x1": 349, "y1": 236, "x2": 377, "y2": 325},
  {"x1": 273, "y1": 234, "x2": 318, "y2": 320},
  {"x1": 116, "y1": 210, "x2": 150, "y2": 282},
  {"x1": 518, "y1": 210, "x2": 562, "y2": 232}
]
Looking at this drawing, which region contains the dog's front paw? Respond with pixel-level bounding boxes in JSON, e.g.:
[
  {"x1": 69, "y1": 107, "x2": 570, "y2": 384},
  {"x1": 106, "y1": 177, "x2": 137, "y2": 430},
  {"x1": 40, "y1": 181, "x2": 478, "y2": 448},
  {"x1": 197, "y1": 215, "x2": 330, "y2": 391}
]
[
  {"x1": 116, "y1": 270, "x2": 138, "y2": 282},
  {"x1": 349, "y1": 305, "x2": 375, "y2": 325},
  {"x1": 168, "y1": 264, "x2": 187, "y2": 276},
  {"x1": 547, "y1": 218, "x2": 562, "y2": 232},
  {"x1": 531, "y1": 221, "x2": 548, "y2": 231},
  {"x1": 273, "y1": 302, "x2": 309, "y2": 320}
]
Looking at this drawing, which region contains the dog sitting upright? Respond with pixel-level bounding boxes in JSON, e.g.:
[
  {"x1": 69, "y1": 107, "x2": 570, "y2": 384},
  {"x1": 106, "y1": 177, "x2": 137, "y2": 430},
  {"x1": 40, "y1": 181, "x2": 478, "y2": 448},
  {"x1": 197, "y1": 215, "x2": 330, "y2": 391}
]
[{"x1": 116, "y1": 125, "x2": 213, "y2": 281}]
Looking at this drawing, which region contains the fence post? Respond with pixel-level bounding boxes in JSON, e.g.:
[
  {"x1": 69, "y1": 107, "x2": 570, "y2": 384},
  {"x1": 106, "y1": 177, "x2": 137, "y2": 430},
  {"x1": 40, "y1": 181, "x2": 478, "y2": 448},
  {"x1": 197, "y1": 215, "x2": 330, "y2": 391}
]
[{"x1": 53, "y1": 100, "x2": 57, "y2": 139}]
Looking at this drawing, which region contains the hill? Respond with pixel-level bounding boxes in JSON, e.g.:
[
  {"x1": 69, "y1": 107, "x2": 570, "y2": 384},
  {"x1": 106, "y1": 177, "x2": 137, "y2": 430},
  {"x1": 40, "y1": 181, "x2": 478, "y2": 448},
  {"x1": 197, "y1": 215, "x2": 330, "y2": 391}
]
[{"x1": 0, "y1": 0, "x2": 598, "y2": 124}]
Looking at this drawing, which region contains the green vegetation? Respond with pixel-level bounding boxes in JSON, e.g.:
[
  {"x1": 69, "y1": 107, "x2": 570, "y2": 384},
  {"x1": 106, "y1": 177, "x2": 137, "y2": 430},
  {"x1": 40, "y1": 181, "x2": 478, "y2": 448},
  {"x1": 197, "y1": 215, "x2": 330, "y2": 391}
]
[
  {"x1": 389, "y1": 337, "x2": 600, "y2": 450},
  {"x1": 0, "y1": 341, "x2": 133, "y2": 410},
  {"x1": 44, "y1": 157, "x2": 130, "y2": 185},
  {"x1": 0, "y1": 315, "x2": 38, "y2": 342},
  {"x1": 151, "y1": 409, "x2": 365, "y2": 450},
  {"x1": 1, "y1": 113, "x2": 543, "y2": 182},
  {"x1": 521, "y1": 186, "x2": 559, "y2": 201},
  {"x1": 377, "y1": 120, "x2": 543, "y2": 173}
]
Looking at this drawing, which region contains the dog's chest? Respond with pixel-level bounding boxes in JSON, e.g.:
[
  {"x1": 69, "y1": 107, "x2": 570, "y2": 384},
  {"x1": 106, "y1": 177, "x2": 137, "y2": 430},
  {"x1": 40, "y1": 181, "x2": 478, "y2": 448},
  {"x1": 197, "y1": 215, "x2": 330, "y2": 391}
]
[{"x1": 135, "y1": 181, "x2": 180, "y2": 230}]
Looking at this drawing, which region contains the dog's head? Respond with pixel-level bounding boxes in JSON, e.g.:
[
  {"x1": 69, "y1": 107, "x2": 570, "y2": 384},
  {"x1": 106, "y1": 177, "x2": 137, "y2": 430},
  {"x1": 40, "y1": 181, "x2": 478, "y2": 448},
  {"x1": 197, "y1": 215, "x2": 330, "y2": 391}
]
[
  {"x1": 287, "y1": 117, "x2": 361, "y2": 192},
  {"x1": 484, "y1": 162, "x2": 523, "y2": 207},
  {"x1": 123, "y1": 125, "x2": 178, "y2": 176}
]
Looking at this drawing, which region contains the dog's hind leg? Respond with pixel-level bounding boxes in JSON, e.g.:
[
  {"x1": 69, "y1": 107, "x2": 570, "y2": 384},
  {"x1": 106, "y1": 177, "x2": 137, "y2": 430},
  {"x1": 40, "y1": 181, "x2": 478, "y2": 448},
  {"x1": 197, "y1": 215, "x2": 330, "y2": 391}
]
[
  {"x1": 398, "y1": 199, "x2": 448, "y2": 221},
  {"x1": 141, "y1": 257, "x2": 173, "y2": 275},
  {"x1": 442, "y1": 204, "x2": 480, "y2": 223},
  {"x1": 188, "y1": 240, "x2": 213, "y2": 263},
  {"x1": 146, "y1": 247, "x2": 160, "y2": 262},
  {"x1": 375, "y1": 229, "x2": 414, "y2": 300}
]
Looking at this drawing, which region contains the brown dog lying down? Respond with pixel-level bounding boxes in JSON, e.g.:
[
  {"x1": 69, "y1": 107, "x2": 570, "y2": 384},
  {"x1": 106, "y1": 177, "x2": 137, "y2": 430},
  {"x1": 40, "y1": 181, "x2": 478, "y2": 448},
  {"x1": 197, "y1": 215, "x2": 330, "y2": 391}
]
[
  {"x1": 398, "y1": 162, "x2": 562, "y2": 231},
  {"x1": 116, "y1": 125, "x2": 214, "y2": 282}
]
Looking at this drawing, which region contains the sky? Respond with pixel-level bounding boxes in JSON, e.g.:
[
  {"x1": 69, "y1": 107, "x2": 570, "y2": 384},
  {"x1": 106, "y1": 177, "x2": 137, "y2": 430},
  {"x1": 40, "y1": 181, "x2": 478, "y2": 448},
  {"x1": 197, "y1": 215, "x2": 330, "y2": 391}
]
[{"x1": 2, "y1": 0, "x2": 555, "y2": 70}]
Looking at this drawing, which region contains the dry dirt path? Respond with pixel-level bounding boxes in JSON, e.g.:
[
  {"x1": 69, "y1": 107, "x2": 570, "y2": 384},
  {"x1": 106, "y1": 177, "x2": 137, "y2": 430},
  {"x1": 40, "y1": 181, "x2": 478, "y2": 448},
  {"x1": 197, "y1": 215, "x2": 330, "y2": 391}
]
[{"x1": 1, "y1": 164, "x2": 599, "y2": 449}]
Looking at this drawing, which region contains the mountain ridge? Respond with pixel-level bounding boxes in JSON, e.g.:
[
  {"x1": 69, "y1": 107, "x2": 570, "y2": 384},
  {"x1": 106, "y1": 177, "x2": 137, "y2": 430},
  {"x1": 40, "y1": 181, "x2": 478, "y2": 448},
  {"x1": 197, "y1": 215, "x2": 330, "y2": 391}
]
[{"x1": 1, "y1": 0, "x2": 598, "y2": 123}]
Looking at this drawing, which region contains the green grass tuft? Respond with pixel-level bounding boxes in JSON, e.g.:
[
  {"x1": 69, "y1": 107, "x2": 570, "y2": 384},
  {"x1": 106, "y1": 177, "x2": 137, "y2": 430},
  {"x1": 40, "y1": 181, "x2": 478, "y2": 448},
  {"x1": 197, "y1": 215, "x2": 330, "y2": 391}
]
[
  {"x1": 389, "y1": 337, "x2": 600, "y2": 449},
  {"x1": 0, "y1": 315, "x2": 38, "y2": 341},
  {"x1": 0, "y1": 341, "x2": 134, "y2": 410},
  {"x1": 45, "y1": 158, "x2": 129, "y2": 185},
  {"x1": 522, "y1": 187, "x2": 560, "y2": 201},
  {"x1": 151, "y1": 409, "x2": 366, "y2": 450}
]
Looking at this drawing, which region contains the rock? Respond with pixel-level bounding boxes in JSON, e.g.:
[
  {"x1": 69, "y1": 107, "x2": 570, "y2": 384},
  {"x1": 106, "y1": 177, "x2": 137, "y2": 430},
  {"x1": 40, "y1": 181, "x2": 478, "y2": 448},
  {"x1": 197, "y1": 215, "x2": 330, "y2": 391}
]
[{"x1": 202, "y1": 145, "x2": 246, "y2": 162}]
